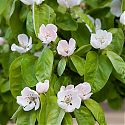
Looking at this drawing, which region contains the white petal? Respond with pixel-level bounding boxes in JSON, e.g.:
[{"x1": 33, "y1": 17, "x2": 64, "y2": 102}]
[
  {"x1": 120, "y1": 11, "x2": 125, "y2": 25},
  {"x1": 0, "y1": 37, "x2": 5, "y2": 45},
  {"x1": 66, "y1": 85, "x2": 74, "y2": 90},
  {"x1": 95, "y1": 18, "x2": 101, "y2": 30},
  {"x1": 90, "y1": 34, "x2": 101, "y2": 49},
  {"x1": 57, "y1": 0, "x2": 70, "y2": 8},
  {"x1": 26, "y1": 36, "x2": 32, "y2": 51},
  {"x1": 23, "y1": 102, "x2": 35, "y2": 111},
  {"x1": 18, "y1": 34, "x2": 29, "y2": 47},
  {"x1": 46, "y1": 24, "x2": 57, "y2": 32},
  {"x1": 21, "y1": 87, "x2": 31, "y2": 96},
  {"x1": 36, "y1": 80, "x2": 49, "y2": 94},
  {"x1": 35, "y1": 0, "x2": 44, "y2": 5},
  {"x1": 68, "y1": 38, "x2": 76, "y2": 56},
  {"x1": 20, "y1": 0, "x2": 34, "y2": 5},
  {"x1": 57, "y1": 40, "x2": 69, "y2": 57},
  {"x1": 110, "y1": 0, "x2": 122, "y2": 17},
  {"x1": 82, "y1": 93, "x2": 93, "y2": 100},
  {"x1": 16, "y1": 96, "x2": 28, "y2": 107},
  {"x1": 11, "y1": 44, "x2": 27, "y2": 53}
]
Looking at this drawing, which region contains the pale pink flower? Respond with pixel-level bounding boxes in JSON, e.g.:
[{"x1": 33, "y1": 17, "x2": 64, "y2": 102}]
[{"x1": 57, "y1": 38, "x2": 76, "y2": 57}]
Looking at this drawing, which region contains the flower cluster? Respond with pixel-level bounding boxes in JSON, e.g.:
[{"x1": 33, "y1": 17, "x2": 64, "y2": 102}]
[
  {"x1": 57, "y1": 82, "x2": 92, "y2": 112},
  {"x1": 17, "y1": 80, "x2": 49, "y2": 111}
]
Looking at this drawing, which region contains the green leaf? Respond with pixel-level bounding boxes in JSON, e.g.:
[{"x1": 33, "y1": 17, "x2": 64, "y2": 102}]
[
  {"x1": 62, "y1": 113, "x2": 73, "y2": 125},
  {"x1": 0, "y1": 0, "x2": 7, "y2": 15},
  {"x1": 74, "y1": 106, "x2": 95, "y2": 125},
  {"x1": 9, "y1": 56, "x2": 26, "y2": 98},
  {"x1": 0, "y1": 81, "x2": 10, "y2": 93},
  {"x1": 9, "y1": 0, "x2": 24, "y2": 35},
  {"x1": 122, "y1": 0, "x2": 125, "y2": 11},
  {"x1": 84, "y1": 99, "x2": 107, "y2": 125},
  {"x1": 70, "y1": 55, "x2": 85, "y2": 76},
  {"x1": 39, "y1": 96, "x2": 65, "y2": 125},
  {"x1": 33, "y1": 3, "x2": 56, "y2": 35},
  {"x1": 72, "y1": 24, "x2": 91, "y2": 47},
  {"x1": 26, "y1": 11, "x2": 35, "y2": 37},
  {"x1": 21, "y1": 55, "x2": 38, "y2": 87},
  {"x1": 107, "y1": 51, "x2": 125, "y2": 84},
  {"x1": 74, "y1": 44, "x2": 92, "y2": 56},
  {"x1": 106, "y1": 28, "x2": 124, "y2": 55},
  {"x1": 57, "y1": 58, "x2": 66, "y2": 76},
  {"x1": 84, "y1": 51, "x2": 112, "y2": 93},
  {"x1": 16, "y1": 110, "x2": 37, "y2": 125},
  {"x1": 56, "y1": 13, "x2": 78, "y2": 31},
  {"x1": 35, "y1": 47, "x2": 54, "y2": 82}
]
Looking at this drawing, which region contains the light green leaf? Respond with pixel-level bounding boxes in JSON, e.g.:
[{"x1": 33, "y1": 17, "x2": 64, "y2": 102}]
[
  {"x1": 21, "y1": 55, "x2": 38, "y2": 87},
  {"x1": 74, "y1": 106, "x2": 95, "y2": 125},
  {"x1": 74, "y1": 44, "x2": 92, "y2": 56},
  {"x1": 122, "y1": 0, "x2": 125, "y2": 11},
  {"x1": 16, "y1": 110, "x2": 37, "y2": 125},
  {"x1": 84, "y1": 51, "x2": 112, "y2": 93},
  {"x1": 9, "y1": 56, "x2": 26, "y2": 98},
  {"x1": 38, "y1": 96, "x2": 65, "y2": 125},
  {"x1": 33, "y1": 3, "x2": 56, "y2": 35},
  {"x1": 35, "y1": 47, "x2": 54, "y2": 82},
  {"x1": 106, "y1": 28, "x2": 124, "y2": 55},
  {"x1": 70, "y1": 55, "x2": 85, "y2": 76},
  {"x1": 0, "y1": 0, "x2": 7, "y2": 15},
  {"x1": 107, "y1": 51, "x2": 125, "y2": 84},
  {"x1": 57, "y1": 58, "x2": 66, "y2": 76},
  {"x1": 62, "y1": 113, "x2": 73, "y2": 125},
  {"x1": 84, "y1": 99, "x2": 107, "y2": 125}
]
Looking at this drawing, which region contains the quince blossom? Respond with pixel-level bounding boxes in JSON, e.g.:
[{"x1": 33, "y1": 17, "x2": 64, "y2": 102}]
[
  {"x1": 36, "y1": 80, "x2": 49, "y2": 94},
  {"x1": 90, "y1": 29, "x2": 112, "y2": 49},
  {"x1": 57, "y1": 38, "x2": 76, "y2": 57},
  {"x1": 20, "y1": 0, "x2": 44, "y2": 5},
  {"x1": 17, "y1": 87, "x2": 40, "y2": 111},
  {"x1": 11, "y1": 34, "x2": 32, "y2": 54},
  {"x1": 75, "y1": 82, "x2": 92, "y2": 100},
  {"x1": 57, "y1": 85, "x2": 81, "y2": 112},
  {"x1": 120, "y1": 11, "x2": 125, "y2": 25},
  {"x1": 73, "y1": 118, "x2": 78, "y2": 125},
  {"x1": 57, "y1": 0, "x2": 81, "y2": 8},
  {"x1": 38, "y1": 24, "x2": 57, "y2": 44}
]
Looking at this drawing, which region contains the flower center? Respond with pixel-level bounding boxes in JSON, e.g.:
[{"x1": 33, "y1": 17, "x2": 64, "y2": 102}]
[{"x1": 62, "y1": 94, "x2": 73, "y2": 105}]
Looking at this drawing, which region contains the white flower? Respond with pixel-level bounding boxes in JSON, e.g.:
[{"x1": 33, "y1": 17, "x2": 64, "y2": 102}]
[
  {"x1": 120, "y1": 11, "x2": 125, "y2": 25},
  {"x1": 38, "y1": 24, "x2": 57, "y2": 44},
  {"x1": 35, "y1": 0, "x2": 44, "y2": 5},
  {"x1": 90, "y1": 30, "x2": 112, "y2": 49},
  {"x1": 57, "y1": 0, "x2": 81, "y2": 8},
  {"x1": 110, "y1": 0, "x2": 122, "y2": 17},
  {"x1": 57, "y1": 38, "x2": 76, "y2": 57},
  {"x1": 57, "y1": 85, "x2": 81, "y2": 112},
  {"x1": 0, "y1": 37, "x2": 6, "y2": 45},
  {"x1": 75, "y1": 82, "x2": 92, "y2": 100},
  {"x1": 17, "y1": 87, "x2": 40, "y2": 111},
  {"x1": 11, "y1": 34, "x2": 32, "y2": 54},
  {"x1": 34, "y1": 51, "x2": 42, "y2": 57},
  {"x1": 73, "y1": 118, "x2": 78, "y2": 125},
  {"x1": 20, "y1": 0, "x2": 44, "y2": 5},
  {"x1": 36, "y1": 80, "x2": 49, "y2": 94},
  {"x1": 86, "y1": 15, "x2": 101, "y2": 32}
]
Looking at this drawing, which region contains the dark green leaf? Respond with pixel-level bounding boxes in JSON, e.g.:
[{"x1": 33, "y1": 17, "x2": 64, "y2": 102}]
[
  {"x1": 62, "y1": 113, "x2": 73, "y2": 125},
  {"x1": 74, "y1": 106, "x2": 95, "y2": 125},
  {"x1": 84, "y1": 51, "x2": 112, "y2": 93},
  {"x1": 70, "y1": 55, "x2": 85, "y2": 76}
]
